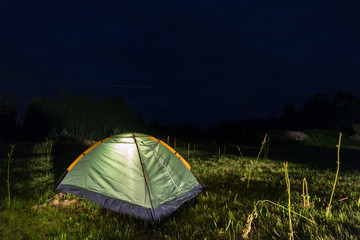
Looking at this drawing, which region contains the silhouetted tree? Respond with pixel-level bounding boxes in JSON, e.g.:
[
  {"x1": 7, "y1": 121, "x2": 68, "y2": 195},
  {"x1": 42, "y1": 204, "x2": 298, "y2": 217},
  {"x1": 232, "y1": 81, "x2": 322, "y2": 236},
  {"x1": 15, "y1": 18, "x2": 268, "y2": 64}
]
[
  {"x1": 147, "y1": 121, "x2": 162, "y2": 137},
  {"x1": 23, "y1": 95, "x2": 59, "y2": 141},
  {"x1": 298, "y1": 93, "x2": 335, "y2": 129},
  {"x1": 0, "y1": 94, "x2": 19, "y2": 141},
  {"x1": 280, "y1": 103, "x2": 297, "y2": 130},
  {"x1": 98, "y1": 95, "x2": 137, "y2": 136},
  {"x1": 55, "y1": 90, "x2": 143, "y2": 140},
  {"x1": 332, "y1": 90, "x2": 360, "y2": 132}
]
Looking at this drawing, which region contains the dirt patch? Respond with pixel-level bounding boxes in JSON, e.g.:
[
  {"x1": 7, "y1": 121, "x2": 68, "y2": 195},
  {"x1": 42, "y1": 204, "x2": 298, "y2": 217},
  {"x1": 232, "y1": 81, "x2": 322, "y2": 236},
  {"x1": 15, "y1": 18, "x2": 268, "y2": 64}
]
[{"x1": 32, "y1": 193, "x2": 81, "y2": 210}]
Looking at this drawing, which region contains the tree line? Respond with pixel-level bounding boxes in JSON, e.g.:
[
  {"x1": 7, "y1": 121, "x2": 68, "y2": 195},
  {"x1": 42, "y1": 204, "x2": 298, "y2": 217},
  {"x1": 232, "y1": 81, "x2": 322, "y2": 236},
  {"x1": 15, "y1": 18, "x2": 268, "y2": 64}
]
[
  {"x1": 207, "y1": 90, "x2": 360, "y2": 142},
  {"x1": 0, "y1": 90, "x2": 145, "y2": 141},
  {"x1": 0, "y1": 90, "x2": 359, "y2": 143}
]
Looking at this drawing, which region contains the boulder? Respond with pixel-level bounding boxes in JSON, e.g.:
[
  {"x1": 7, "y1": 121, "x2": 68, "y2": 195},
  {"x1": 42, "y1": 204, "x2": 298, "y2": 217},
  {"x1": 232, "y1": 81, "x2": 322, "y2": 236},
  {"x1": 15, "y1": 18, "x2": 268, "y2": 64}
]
[{"x1": 268, "y1": 130, "x2": 309, "y2": 141}]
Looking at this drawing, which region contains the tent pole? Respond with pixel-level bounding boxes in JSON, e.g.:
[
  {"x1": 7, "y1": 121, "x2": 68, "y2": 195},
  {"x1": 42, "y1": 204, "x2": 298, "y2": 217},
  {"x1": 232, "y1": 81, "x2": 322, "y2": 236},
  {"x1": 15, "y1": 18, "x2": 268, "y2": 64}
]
[
  {"x1": 54, "y1": 170, "x2": 68, "y2": 190},
  {"x1": 132, "y1": 133, "x2": 156, "y2": 221},
  {"x1": 192, "y1": 170, "x2": 206, "y2": 188}
]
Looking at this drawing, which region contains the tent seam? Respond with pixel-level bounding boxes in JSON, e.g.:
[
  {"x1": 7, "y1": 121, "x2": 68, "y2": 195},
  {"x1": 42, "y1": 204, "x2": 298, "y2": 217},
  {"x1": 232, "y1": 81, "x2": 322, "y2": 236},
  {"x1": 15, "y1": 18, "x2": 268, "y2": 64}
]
[{"x1": 140, "y1": 141, "x2": 181, "y2": 192}]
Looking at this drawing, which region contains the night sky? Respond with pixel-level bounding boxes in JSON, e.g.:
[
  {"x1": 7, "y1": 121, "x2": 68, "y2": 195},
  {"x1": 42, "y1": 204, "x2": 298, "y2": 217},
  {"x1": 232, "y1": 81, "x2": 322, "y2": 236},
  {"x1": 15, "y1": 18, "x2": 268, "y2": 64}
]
[{"x1": 1, "y1": 1, "x2": 360, "y2": 128}]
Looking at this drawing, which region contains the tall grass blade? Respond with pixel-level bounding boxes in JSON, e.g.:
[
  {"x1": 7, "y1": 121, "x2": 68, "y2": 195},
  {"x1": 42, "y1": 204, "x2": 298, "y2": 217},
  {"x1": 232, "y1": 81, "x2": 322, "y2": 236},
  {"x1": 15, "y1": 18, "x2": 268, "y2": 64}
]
[
  {"x1": 46, "y1": 140, "x2": 53, "y2": 166},
  {"x1": 326, "y1": 132, "x2": 342, "y2": 216},
  {"x1": 236, "y1": 146, "x2": 246, "y2": 160},
  {"x1": 264, "y1": 135, "x2": 270, "y2": 159},
  {"x1": 242, "y1": 199, "x2": 316, "y2": 239},
  {"x1": 302, "y1": 178, "x2": 310, "y2": 208},
  {"x1": 188, "y1": 143, "x2": 190, "y2": 161},
  {"x1": 247, "y1": 134, "x2": 268, "y2": 190},
  {"x1": 7, "y1": 144, "x2": 15, "y2": 208},
  {"x1": 246, "y1": 167, "x2": 252, "y2": 190},
  {"x1": 256, "y1": 134, "x2": 268, "y2": 161},
  {"x1": 283, "y1": 162, "x2": 294, "y2": 240}
]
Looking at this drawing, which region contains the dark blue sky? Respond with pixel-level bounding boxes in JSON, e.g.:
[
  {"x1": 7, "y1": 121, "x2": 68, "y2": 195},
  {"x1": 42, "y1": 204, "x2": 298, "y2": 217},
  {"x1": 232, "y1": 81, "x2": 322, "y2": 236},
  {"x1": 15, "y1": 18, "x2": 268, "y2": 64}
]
[{"x1": 1, "y1": 1, "x2": 360, "y2": 128}]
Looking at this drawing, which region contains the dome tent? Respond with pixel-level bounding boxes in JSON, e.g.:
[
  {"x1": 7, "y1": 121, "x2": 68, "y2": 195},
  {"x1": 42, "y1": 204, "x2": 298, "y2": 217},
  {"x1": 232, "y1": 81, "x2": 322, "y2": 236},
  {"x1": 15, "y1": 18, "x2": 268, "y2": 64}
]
[{"x1": 56, "y1": 133, "x2": 202, "y2": 221}]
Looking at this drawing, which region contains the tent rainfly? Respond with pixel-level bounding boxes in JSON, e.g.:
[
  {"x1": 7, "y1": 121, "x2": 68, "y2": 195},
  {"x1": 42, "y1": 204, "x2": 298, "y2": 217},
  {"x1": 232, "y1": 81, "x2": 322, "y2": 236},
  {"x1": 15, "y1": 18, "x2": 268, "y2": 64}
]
[{"x1": 56, "y1": 133, "x2": 203, "y2": 221}]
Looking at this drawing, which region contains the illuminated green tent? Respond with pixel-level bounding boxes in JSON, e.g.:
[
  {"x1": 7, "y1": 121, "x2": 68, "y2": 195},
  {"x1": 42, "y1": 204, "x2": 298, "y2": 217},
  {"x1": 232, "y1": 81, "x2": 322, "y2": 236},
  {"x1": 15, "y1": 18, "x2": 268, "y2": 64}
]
[{"x1": 56, "y1": 133, "x2": 202, "y2": 221}]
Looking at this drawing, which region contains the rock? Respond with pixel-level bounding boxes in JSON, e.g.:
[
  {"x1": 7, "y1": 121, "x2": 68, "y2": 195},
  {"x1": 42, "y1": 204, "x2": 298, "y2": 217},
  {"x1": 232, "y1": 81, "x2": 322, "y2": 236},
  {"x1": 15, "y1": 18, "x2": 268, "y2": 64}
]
[
  {"x1": 268, "y1": 130, "x2": 309, "y2": 141},
  {"x1": 353, "y1": 123, "x2": 360, "y2": 135},
  {"x1": 350, "y1": 134, "x2": 360, "y2": 141}
]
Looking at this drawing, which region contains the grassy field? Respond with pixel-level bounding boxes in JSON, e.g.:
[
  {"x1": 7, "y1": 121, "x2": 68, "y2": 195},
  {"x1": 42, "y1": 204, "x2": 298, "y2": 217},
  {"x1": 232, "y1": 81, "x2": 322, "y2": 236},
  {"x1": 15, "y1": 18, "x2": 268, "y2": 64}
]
[{"x1": 1, "y1": 136, "x2": 360, "y2": 239}]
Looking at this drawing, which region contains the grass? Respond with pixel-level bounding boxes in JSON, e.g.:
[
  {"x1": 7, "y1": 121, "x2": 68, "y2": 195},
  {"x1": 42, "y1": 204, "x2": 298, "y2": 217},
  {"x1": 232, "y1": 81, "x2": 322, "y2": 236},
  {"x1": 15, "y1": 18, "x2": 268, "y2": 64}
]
[
  {"x1": 303, "y1": 129, "x2": 359, "y2": 150},
  {"x1": 1, "y1": 138, "x2": 360, "y2": 239}
]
